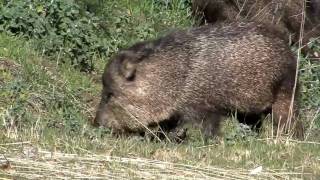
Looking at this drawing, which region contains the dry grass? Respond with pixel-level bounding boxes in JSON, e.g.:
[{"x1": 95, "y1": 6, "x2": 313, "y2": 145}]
[{"x1": 0, "y1": 143, "x2": 310, "y2": 180}]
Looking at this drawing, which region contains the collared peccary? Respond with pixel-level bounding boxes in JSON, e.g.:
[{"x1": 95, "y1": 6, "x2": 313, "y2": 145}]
[
  {"x1": 192, "y1": 0, "x2": 320, "y2": 56},
  {"x1": 93, "y1": 22, "x2": 303, "y2": 139}
]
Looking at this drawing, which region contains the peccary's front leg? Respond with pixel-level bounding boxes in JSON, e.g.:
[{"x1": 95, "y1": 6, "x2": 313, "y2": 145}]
[
  {"x1": 167, "y1": 126, "x2": 188, "y2": 143},
  {"x1": 163, "y1": 116, "x2": 187, "y2": 143},
  {"x1": 148, "y1": 114, "x2": 187, "y2": 143}
]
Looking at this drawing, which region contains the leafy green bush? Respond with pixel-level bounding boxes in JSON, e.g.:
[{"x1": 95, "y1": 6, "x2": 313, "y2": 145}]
[
  {"x1": 298, "y1": 39, "x2": 320, "y2": 111},
  {"x1": 94, "y1": 0, "x2": 193, "y2": 58},
  {"x1": 300, "y1": 57, "x2": 320, "y2": 108},
  {"x1": 0, "y1": 0, "x2": 106, "y2": 71}
]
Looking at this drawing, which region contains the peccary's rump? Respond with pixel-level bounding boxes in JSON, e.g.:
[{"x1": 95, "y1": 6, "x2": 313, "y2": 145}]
[{"x1": 94, "y1": 22, "x2": 303, "y2": 138}]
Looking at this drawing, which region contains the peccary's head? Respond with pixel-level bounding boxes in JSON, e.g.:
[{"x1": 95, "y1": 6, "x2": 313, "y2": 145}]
[{"x1": 93, "y1": 40, "x2": 179, "y2": 133}]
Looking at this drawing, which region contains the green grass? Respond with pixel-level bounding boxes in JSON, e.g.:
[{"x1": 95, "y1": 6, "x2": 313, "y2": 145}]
[{"x1": 0, "y1": 0, "x2": 319, "y2": 179}]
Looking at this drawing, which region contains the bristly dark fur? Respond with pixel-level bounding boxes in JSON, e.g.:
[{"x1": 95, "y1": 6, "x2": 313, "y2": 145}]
[
  {"x1": 192, "y1": 0, "x2": 320, "y2": 57},
  {"x1": 94, "y1": 22, "x2": 304, "y2": 140}
]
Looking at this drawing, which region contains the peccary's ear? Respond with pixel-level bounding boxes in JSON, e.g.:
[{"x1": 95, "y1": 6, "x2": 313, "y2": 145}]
[
  {"x1": 121, "y1": 59, "x2": 136, "y2": 81},
  {"x1": 119, "y1": 45, "x2": 154, "y2": 81}
]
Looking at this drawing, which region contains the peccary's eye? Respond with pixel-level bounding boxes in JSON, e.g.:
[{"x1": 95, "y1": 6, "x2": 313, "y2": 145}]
[{"x1": 126, "y1": 73, "x2": 135, "y2": 81}]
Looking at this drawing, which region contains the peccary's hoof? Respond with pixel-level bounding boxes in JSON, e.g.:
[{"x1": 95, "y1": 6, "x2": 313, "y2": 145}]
[{"x1": 168, "y1": 127, "x2": 187, "y2": 143}]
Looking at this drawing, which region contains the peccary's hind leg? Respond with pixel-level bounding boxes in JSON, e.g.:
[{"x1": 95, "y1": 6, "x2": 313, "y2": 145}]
[
  {"x1": 272, "y1": 76, "x2": 304, "y2": 139},
  {"x1": 236, "y1": 112, "x2": 265, "y2": 131},
  {"x1": 200, "y1": 112, "x2": 222, "y2": 139}
]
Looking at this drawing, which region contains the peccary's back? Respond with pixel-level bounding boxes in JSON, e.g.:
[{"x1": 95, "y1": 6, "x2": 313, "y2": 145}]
[{"x1": 152, "y1": 22, "x2": 296, "y2": 113}]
